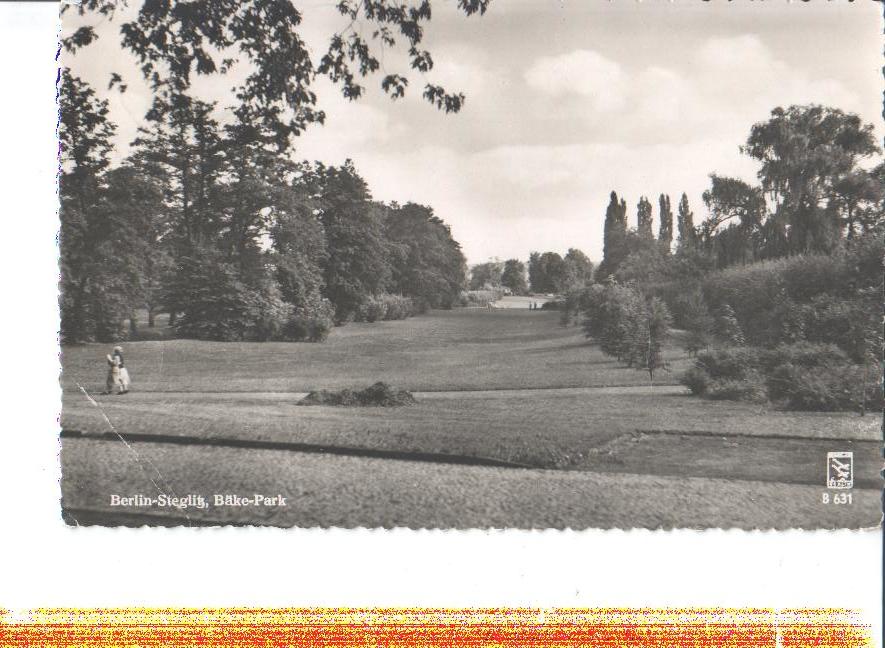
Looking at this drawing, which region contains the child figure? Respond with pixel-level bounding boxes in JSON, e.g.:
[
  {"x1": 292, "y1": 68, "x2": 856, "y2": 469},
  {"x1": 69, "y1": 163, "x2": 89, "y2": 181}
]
[{"x1": 105, "y1": 346, "x2": 130, "y2": 395}]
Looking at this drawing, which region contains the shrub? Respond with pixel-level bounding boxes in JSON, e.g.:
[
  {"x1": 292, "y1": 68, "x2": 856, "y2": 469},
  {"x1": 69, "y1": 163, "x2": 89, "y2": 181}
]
[
  {"x1": 687, "y1": 342, "x2": 878, "y2": 411},
  {"x1": 706, "y1": 374, "x2": 768, "y2": 403},
  {"x1": 355, "y1": 296, "x2": 386, "y2": 323},
  {"x1": 767, "y1": 363, "x2": 882, "y2": 411},
  {"x1": 559, "y1": 286, "x2": 597, "y2": 326},
  {"x1": 779, "y1": 253, "x2": 849, "y2": 302},
  {"x1": 249, "y1": 281, "x2": 294, "y2": 342},
  {"x1": 681, "y1": 365, "x2": 710, "y2": 395},
  {"x1": 802, "y1": 295, "x2": 873, "y2": 362},
  {"x1": 714, "y1": 304, "x2": 745, "y2": 346},
  {"x1": 354, "y1": 294, "x2": 416, "y2": 323},
  {"x1": 694, "y1": 347, "x2": 761, "y2": 380},
  {"x1": 172, "y1": 258, "x2": 258, "y2": 341},
  {"x1": 461, "y1": 289, "x2": 503, "y2": 307},
  {"x1": 285, "y1": 297, "x2": 335, "y2": 342},
  {"x1": 699, "y1": 242, "x2": 883, "y2": 351},
  {"x1": 702, "y1": 260, "x2": 786, "y2": 344},
  {"x1": 410, "y1": 297, "x2": 430, "y2": 315},
  {"x1": 759, "y1": 342, "x2": 850, "y2": 372},
  {"x1": 381, "y1": 294, "x2": 414, "y2": 320},
  {"x1": 673, "y1": 289, "x2": 715, "y2": 355}
]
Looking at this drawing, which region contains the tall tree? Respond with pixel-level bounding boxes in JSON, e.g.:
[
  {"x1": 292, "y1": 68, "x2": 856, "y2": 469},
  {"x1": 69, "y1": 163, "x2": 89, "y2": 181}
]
[
  {"x1": 701, "y1": 175, "x2": 767, "y2": 266},
  {"x1": 527, "y1": 252, "x2": 542, "y2": 292},
  {"x1": 562, "y1": 248, "x2": 594, "y2": 291},
  {"x1": 101, "y1": 165, "x2": 171, "y2": 331},
  {"x1": 309, "y1": 162, "x2": 393, "y2": 322},
  {"x1": 676, "y1": 192, "x2": 696, "y2": 250},
  {"x1": 742, "y1": 105, "x2": 880, "y2": 254},
  {"x1": 657, "y1": 194, "x2": 673, "y2": 250},
  {"x1": 830, "y1": 167, "x2": 884, "y2": 240},
  {"x1": 500, "y1": 259, "x2": 528, "y2": 295},
  {"x1": 269, "y1": 176, "x2": 330, "y2": 316},
  {"x1": 131, "y1": 93, "x2": 225, "y2": 254},
  {"x1": 529, "y1": 252, "x2": 567, "y2": 294},
  {"x1": 636, "y1": 196, "x2": 654, "y2": 241},
  {"x1": 59, "y1": 72, "x2": 128, "y2": 342},
  {"x1": 469, "y1": 259, "x2": 504, "y2": 290},
  {"x1": 386, "y1": 202, "x2": 467, "y2": 308},
  {"x1": 598, "y1": 191, "x2": 629, "y2": 278}
]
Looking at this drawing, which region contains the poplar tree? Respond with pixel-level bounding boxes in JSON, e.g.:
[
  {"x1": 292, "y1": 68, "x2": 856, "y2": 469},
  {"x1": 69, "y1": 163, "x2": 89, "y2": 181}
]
[
  {"x1": 637, "y1": 196, "x2": 654, "y2": 241},
  {"x1": 598, "y1": 191, "x2": 629, "y2": 278},
  {"x1": 676, "y1": 192, "x2": 696, "y2": 250},
  {"x1": 658, "y1": 194, "x2": 673, "y2": 251}
]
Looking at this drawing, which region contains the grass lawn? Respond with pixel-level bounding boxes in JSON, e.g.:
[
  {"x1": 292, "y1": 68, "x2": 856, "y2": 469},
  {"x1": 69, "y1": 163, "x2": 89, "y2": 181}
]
[
  {"x1": 61, "y1": 309, "x2": 691, "y2": 393},
  {"x1": 60, "y1": 307, "x2": 882, "y2": 527},
  {"x1": 62, "y1": 387, "x2": 882, "y2": 488}
]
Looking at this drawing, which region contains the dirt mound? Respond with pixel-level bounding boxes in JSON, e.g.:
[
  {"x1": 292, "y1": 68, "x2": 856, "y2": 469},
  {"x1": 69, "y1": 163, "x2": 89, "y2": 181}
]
[{"x1": 298, "y1": 382, "x2": 417, "y2": 407}]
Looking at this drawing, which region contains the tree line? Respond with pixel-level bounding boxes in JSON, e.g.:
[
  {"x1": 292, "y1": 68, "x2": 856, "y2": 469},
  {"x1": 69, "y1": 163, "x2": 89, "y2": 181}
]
[
  {"x1": 469, "y1": 249, "x2": 594, "y2": 295},
  {"x1": 59, "y1": 74, "x2": 466, "y2": 343},
  {"x1": 596, "y1": 105, "x2": 882, "y2": 285},
  {"x1": 564, "y1": 104, "x2": 884, "y2": 410},
  {"x1": 59, "y1": 0, "x2": 497, "y2": 343}
]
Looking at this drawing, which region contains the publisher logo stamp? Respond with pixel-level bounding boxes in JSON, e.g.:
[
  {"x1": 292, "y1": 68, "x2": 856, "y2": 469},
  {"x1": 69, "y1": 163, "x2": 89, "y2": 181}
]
[{"x1": 826, "y1": 452, "x2": 853, "y2": 489}]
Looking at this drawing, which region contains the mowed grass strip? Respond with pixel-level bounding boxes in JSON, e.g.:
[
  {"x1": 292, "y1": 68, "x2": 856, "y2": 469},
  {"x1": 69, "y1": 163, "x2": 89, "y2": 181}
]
[
  {"x1": 61, "y1": 438, "x2": 882, "y2": 529},
  {"x1": 61, "y1": 309, "x2": 690, "y2": 394},
  {"x1": 62, "y1": 387, "x2": 881, "y2": 486}
]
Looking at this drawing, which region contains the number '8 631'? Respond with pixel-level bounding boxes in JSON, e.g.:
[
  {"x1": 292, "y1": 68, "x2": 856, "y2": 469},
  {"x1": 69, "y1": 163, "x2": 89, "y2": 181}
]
[{"x1": 821, "y1": 492, "x2": 852, "y2": 505}]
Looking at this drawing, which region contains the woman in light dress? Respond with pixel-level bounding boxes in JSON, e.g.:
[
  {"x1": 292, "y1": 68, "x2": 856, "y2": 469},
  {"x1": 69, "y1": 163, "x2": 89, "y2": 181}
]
[{"x1": 104, "y1": 345, "x2": 131, "y2": 395}]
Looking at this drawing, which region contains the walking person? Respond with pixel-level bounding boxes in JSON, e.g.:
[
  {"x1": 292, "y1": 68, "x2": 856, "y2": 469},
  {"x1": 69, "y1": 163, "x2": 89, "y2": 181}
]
[{"x1": 104, "y1": 345, "x2": 130, "y2": 395}]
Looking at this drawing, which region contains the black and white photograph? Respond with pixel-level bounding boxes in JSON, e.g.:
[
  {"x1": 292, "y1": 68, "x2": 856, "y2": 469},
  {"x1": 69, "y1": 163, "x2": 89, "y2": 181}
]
[{"x1": 57, "y1": 0, "x2": 883, "y2": 529}]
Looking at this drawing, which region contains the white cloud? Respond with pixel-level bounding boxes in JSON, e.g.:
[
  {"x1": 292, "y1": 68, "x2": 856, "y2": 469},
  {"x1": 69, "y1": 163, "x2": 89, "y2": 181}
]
[
  {"x1": 524, "y1": 50, "x2": 626, "y2": 112},
  {"x1": 693, "y1": 34, "x2": 860, "y2": 117},
  {"x1": 521, "y1": 37, "x2": 867, "y2": 151},
  {"x1": 292, "y1": 81, "x2": 397, "y2": 161}
]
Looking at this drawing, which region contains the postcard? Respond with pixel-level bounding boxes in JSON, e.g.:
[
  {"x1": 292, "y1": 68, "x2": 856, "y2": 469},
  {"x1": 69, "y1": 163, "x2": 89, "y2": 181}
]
[{"x1": 57, "y1": 0, "x2": 883, "y2": 529}]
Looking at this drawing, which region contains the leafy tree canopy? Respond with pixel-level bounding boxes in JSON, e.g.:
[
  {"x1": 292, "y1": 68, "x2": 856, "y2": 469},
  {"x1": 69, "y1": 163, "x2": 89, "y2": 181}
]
[{"x1": 63, "y1": 0, "x2": 492, "y2": 148}]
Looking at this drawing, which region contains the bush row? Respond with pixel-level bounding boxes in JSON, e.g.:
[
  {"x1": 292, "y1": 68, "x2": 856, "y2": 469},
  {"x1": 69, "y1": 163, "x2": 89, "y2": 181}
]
[
  {"x1": 641, "y1": 234, "x2": 883, "y2": 363},
  {"x1": 459, "y1": 289, "x2": 504, "y2": 307},
  {"x1": 352, "y1": 294, "x2": 420, "y2": 323},
  {"x1": 681, "y1": 343, "x2": 883, "y2": 411}
]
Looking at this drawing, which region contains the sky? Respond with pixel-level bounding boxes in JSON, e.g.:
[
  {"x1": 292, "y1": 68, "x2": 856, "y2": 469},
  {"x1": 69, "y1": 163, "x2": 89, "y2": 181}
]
[{"x1": 61, "y1": 0, "x2": 884, "y2": 264}]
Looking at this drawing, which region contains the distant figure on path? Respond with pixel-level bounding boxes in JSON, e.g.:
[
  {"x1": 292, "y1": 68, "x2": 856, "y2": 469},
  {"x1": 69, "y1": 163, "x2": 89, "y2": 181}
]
[{"x1": 104, "y1": 345, "x2": 130, "y2": 395}]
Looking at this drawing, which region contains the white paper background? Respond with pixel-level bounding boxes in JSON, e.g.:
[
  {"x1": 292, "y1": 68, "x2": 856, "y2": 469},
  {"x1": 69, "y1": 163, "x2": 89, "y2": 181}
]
[{"x1": 0, "y1": 3, "x2": 879, "y2": 641}]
